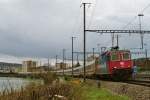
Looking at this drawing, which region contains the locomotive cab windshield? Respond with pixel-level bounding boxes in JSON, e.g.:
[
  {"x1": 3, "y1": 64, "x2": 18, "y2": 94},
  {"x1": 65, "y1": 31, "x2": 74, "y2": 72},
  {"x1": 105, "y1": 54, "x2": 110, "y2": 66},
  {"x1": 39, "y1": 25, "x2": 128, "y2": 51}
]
[
  {"x1": 110, "y1": 51, "x2": 131, "y2": 61},
  {"x1": 111, "y1": 52, "x2": 120, "y2": 61},
  {"x1": 122, "y1": 52, "x2": 130, "y2": 60}
]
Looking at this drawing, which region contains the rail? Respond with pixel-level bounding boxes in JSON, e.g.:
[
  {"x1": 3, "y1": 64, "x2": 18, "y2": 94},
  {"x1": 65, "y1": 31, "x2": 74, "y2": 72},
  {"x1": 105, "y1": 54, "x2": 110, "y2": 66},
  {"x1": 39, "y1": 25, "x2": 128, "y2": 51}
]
[{"x1": 123, "y1": 80, "x2": 150, "y2": 87}]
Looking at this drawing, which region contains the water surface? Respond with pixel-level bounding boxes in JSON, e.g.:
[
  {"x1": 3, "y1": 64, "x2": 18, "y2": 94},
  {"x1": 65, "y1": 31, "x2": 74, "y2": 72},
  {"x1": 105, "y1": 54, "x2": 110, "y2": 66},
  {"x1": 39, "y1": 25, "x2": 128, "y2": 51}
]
[{"x1": 0, "y1": 77, "x2": 42, "y2": 92}]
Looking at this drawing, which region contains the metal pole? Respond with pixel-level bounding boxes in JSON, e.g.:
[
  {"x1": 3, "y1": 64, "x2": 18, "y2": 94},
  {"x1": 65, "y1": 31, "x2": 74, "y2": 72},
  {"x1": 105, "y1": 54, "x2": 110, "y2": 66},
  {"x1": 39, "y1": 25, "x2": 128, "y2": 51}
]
[
  {"x1": 82, "y1": 2, "x2": 91, "y2": 82},
  {"x1": 93, "y1": 48, "x2": 95, "y2": 59},
  {"x1": 117, "y1": 34, "x2": 119, "y2": 47},
  {"x1": 63, "y1": 49, "x2": 65, "y2": 76},
  {"x1": 138, "y1": 14, "x2": 144, "y2": 49},
  {"x1": 72, "y1": 37, "x2": 73, "y2": 76},
  {"x1": 112, "y1": 33, "x2": 114, "y2": 47},
  {"x1": 77, "y1": 53, "x2": 79, "y2": 63},
  {"x1": 83, "y1": 3, "x2": 86, "y2": 82},
  {"x1": 72, "y1": 37, "x2": 76, "y2": 77},
  {"x1": 145, "y1": 49, "x2": 148, "y2": 70},
  {"x1": 56, "y1": 55, "x2": 58, "y2": 71},
  {"x1": 48, "y1": 58, "x2": 50, "y2": 70}
]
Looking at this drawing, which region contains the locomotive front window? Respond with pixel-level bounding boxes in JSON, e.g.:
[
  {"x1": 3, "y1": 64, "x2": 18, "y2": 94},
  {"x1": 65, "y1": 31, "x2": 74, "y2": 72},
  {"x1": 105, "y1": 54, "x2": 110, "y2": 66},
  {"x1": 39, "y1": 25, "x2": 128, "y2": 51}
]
[
  {"x1": 111, "y1": 53, "x2": 120, "y2": 61},
  {"x1": 123, "y1": 52, "x2": 130, "y2": 60}
]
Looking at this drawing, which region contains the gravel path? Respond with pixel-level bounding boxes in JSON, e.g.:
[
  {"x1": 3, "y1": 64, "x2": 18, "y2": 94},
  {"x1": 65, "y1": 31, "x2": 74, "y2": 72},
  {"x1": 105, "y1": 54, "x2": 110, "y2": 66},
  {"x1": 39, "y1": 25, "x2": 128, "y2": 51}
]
[{"x1": 100, "y1": 81, "x2": 150, "y2": 100}]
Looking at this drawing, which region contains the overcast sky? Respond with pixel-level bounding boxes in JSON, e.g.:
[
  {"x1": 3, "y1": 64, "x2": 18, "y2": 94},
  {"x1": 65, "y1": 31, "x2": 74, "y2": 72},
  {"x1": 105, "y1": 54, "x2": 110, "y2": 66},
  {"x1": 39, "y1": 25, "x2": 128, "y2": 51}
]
[{"x1": 0, "y1": 0, "x2": 150, "y2": 59}]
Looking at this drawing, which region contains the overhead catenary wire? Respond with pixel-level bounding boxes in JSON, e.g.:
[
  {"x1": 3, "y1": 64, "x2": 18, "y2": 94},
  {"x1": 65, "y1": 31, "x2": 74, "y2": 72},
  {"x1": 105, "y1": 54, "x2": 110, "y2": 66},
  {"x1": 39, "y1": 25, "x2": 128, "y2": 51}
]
[
  {"x1": 122, "y1": 2, "x2": 150, "y2": 30},
  {"x1": 69, "y1": 2, "x2": 84, "y2": 54},
  {"x1": 140, "y1": 3, "x2": 150, "y2": 13},
  {"x1": 119, "y1": 2, "x2": 150, "y2": 50},
  {"x1": 87, "y1": 0, "x2": 98, "y2": 29},
  {"x1": 86, "y1": 0, "x2": 115, "y2": 50},
  {"x1": 80, "y1": 1, "x2": 150, "y2": 52},
  {"x1": 122, "y1": 16, "x2": 138, "y2": 29}
]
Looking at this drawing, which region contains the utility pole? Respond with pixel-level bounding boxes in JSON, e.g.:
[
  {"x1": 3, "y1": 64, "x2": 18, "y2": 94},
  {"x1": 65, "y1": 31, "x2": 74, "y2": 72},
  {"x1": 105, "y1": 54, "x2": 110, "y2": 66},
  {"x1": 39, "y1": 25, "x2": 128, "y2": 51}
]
[
  {"x1": 144, "y1": 43, "x2": 148, "y2": 70},
  {"x1": 83, "y1": 3, "x2": 86, "y2": 82},
  {"x1": 82, "y1": 3, "x2": 91, "y2": 82},
  {"x1": 138, "y1": 14, "x2": 144, "y2": 49},
  {"x1": 145, "y1": 48, "x2": 148, "y2": 70},
  {"x1": 112, "y1": 33, "x2": 115, "y2": 47},
  {"x1": 48, "y1": 58, "x2": 50, "y2": 70},
  {"x1": 62, "y1": 49, "x2": 66, "y2": 76},
  {"x1": 55, "y1": 55, "x2": 58, "y2": 71},
  {"x1": 92, "y1": 48, "x2": 95, "y2": 59},
  {"x1": 116, "y1": 34, "x2": 119, "y2": 47},
  {"x1": 72, "y1": 36, "x2": 76, "y2": 77},
  {"x1": 76, "y1": 53, "x2": 79, "y2": 64}
]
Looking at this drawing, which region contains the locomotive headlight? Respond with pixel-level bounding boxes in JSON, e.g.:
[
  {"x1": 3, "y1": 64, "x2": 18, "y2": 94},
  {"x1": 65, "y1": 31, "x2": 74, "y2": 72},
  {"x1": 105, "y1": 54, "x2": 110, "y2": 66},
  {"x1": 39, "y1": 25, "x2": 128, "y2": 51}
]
[
  {"x1": 120, "y1": 62, "x2": 124, "y2": 66},
  {"x1": 114, "y1": 66, "x2": 117, "y2": 69}
]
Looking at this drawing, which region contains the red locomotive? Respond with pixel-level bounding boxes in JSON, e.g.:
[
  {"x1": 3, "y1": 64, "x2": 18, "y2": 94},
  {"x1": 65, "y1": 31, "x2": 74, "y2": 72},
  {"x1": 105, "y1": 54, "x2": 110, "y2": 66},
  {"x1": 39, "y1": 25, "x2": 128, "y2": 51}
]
[{"x1": 95, "y1": 47, "x2": 133, "y2": 80}]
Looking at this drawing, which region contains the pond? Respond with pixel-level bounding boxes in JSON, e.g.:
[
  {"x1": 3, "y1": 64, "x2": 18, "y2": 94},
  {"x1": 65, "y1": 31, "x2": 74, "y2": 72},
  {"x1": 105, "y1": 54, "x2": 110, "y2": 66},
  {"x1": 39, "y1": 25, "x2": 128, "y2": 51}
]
[{"x1": 0, "y1": 77, "x2": 43, "y2": 92}]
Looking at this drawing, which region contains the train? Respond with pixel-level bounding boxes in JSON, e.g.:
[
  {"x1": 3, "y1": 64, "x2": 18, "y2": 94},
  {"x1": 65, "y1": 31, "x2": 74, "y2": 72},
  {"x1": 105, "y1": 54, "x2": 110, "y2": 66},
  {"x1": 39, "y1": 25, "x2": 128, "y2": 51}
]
[{"x1": 56, "y1": 47, "x2": 133, "y2": 80}]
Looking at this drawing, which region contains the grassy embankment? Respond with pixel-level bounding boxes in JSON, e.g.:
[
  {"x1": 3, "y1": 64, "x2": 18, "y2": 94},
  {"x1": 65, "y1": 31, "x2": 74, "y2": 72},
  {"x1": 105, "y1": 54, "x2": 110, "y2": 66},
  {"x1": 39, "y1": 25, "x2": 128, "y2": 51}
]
[
  {"x1": 0, "y1": 73, "x2": 130, "y2": 100},
  {"x1": 78, "y1": 84, "x2": 129, "y2": 100},
  {"x1": 66, "y1": 77, "x2": 130, "y2": 100}
]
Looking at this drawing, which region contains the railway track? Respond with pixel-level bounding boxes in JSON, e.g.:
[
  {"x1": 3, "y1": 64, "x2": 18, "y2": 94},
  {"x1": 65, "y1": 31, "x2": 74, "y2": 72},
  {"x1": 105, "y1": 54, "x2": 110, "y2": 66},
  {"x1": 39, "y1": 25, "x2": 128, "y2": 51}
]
[
  {"x1": 75, "y1": 76, "x2": 150, "y2": 87},
  {"x1": 136, "y1": 74, "x2": 150, "y2": 80},
  {"x1": 122, "y1": 80, "x2": 150, "y2": 87},
  {"x1": 85, "y1": 77, "x2": 150, "y2": 87}
]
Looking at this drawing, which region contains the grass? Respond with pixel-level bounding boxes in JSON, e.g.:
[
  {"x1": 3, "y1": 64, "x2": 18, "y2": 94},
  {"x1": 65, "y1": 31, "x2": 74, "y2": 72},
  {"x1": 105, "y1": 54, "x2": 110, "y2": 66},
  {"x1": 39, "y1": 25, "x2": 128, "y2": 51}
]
[
  {"x1": 68, "y1": 79, "x2": 130, "y2": 100},
  {"x1": 83, "y1": 85, "x2": 129, "y2": 100}
]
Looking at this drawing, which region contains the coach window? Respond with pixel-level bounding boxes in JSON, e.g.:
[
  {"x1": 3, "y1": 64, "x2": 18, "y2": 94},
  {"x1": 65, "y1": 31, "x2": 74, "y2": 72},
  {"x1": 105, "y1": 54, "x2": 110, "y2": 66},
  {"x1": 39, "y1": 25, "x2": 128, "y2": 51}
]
[
  {"x1": 111, "y1": 52, "x2": 120, "y2": 61},
  {"x1": 123, "y1": 52, "x2": 130, "y2": 60}
]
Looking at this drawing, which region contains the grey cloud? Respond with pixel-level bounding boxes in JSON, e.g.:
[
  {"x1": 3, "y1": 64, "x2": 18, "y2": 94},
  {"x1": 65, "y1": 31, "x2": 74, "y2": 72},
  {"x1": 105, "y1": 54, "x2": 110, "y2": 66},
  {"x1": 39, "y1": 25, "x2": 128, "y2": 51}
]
[{"x1": 0, "y1": 0, "x2": 150, "y2": 58}]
